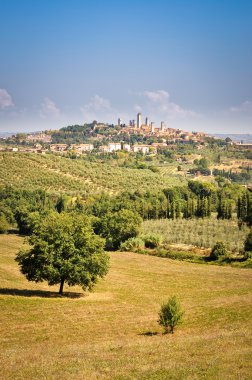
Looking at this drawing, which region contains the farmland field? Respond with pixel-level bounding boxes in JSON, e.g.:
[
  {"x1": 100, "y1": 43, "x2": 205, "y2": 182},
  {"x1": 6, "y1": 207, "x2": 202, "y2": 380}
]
[
  {"x1": 1, "y1": 234, "x2": 252, "y2": 379},
  {"x1": 0, "y1": 153, "x2": 186, "y2": 195},
  {"x1": 142, "y1": 218, "x2": 250, "y2": 253}
]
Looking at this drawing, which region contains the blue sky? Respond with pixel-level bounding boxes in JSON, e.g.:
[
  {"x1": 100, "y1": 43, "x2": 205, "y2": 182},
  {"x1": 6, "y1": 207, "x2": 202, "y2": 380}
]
[{"x1": 0, "y1": 0, "x2": 252, "y2": 133}]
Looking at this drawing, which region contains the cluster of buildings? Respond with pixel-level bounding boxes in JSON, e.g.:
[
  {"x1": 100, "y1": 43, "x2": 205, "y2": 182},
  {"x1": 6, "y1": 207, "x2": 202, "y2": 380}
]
[
  {"x1": 50, "y1": 142, "x2": 157, "y2": 154},
  {"x1": 1, "y1": 113, "x2": 209, "y2": 155},
  {"x1": 50, "y1": 143, "x2": 94, "y2": 153},
  {"x1": 115, "y1": 113, "x2": 207, "y2": 142},
  {"x1": 98, "y1": 142, "x2": 152, "y2": 154}
]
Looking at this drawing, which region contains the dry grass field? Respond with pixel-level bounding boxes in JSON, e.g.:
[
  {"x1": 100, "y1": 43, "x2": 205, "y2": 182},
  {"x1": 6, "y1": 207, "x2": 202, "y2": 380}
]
[{"x1": 1, "y1": 234, "x2": 252, "y2": 379}]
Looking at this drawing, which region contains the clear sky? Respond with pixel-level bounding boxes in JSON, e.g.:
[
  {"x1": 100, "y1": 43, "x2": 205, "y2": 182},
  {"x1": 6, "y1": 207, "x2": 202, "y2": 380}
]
[{"x1": 0, "y1": 0, "x2": 252, "y2": 133}]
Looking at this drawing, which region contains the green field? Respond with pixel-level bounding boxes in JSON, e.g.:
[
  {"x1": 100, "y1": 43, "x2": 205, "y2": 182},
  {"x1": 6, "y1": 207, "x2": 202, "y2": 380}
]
[
  {"x1": 1, "y1": 234, "x2": 252, "y2": 379},
  {"x1": 0, "y1": 153, "x2": 186, "y2": 195},
  {"x1": 142, "y1": 218, "x2": 250, "y2": 253}
]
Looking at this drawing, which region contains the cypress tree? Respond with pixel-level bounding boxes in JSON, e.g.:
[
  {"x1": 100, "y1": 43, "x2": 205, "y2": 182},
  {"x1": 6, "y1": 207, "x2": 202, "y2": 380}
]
[
  {"x1": 240, "y1": 193, "x2": 248, "y2": 220},
  {"x1": 227, "y1": 202, "x2": 232, "y2": 219},
  {"x1": 166, "y1": 199, "x2": 170, "y2": 219},
  {"x1": 170, "y1": 201, "x2": 176, "y2": 220},
  {"x1": 237, "y1": 197, "x2": 241, "y2": 219},
  {"x1": 175, "y1": 202, "x2": 181, "y2": 219}
]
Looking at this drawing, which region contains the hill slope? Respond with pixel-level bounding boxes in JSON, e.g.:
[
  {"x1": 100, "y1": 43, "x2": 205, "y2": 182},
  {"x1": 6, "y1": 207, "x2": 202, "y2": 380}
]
[{"x1": 0, "y1": 152, "x2": 186, "y2": 195}]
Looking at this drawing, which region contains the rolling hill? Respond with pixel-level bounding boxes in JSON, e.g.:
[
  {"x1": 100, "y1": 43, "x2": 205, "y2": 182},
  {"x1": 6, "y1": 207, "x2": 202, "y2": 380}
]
[{"x1": 0, "y1": 152, "x2": 186, "y2": 195}]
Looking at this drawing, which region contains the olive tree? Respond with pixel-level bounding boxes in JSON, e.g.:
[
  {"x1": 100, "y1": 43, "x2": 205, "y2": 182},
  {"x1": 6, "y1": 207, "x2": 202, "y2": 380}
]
[{"x1": 16, "y1": 212, "x2": 109, "y2": 294}]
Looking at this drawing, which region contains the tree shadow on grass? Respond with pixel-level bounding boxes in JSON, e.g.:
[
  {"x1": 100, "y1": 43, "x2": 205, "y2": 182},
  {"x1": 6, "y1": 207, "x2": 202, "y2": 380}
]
[
  {"x1": 203, "y1": 256, "x2": 246, "y2": 264},
  {"x1": 0, "y1": 288, "x2": 84, "y2": 299},
  {"x1": 139, "y1": 331, "x2": 159, "y2": 336}
]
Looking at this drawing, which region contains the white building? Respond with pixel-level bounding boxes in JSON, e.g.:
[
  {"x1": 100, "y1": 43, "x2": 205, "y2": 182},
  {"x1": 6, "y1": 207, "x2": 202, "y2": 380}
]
[
  {"x1": 70, "y1": 144, "x2": 94, "y2": 152},
  {"x1": 108, "y1": 142, "x2": 122, "y2": 152},
  {"x1": 99, "y1": 145, "x2": 109, "y2": 153},
  {"x1": 122, "y1": 143, "x2": 131, "y2": 152},
  {"x1": 50, "y1": 144, "x2": 68, "y2": 152},
  {"x1": 132, "y1": 144, "x2": 150, "y2": 154}
]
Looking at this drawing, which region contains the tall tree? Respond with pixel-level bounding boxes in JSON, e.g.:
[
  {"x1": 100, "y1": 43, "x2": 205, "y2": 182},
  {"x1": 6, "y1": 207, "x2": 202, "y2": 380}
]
[{"x1": 16, "y1": 212, "x2": 109, "y2": 294}]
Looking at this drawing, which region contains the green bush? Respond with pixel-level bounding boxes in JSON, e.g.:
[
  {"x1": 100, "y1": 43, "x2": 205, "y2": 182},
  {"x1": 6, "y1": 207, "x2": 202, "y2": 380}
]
[
  {"x1": 244, "y1": 251, "x2": 252, "y2": 260},
  {"x1": 0, "y1": 215, "x2": 10, "y2": 234},
  {"x1": 120, "y1": 237, "x2": 145, "y2": 252},
  {"x1": 210, "y1": 241, "x2": 227, "y2": 260},
  {"x1": 142, "y1": 233, "x2": 163, "y2": 249},
  {"x1": 244, "y1": 232, "x2": 252, "y2": 253},
  {"x1": 158, "y1": 295, "x2": 184, "y2": 334}
]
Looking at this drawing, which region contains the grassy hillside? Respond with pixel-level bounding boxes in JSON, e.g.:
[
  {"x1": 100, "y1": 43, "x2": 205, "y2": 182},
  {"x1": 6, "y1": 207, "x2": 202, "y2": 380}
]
[
  {"x1": 0, "y1": 153, "x2": 186, "y2": 195},
  {"x1": 1, "y1": 234, "x2": 252, "y2": 379},
  {"x1": 142, "y1": 218, "x2": 250, "y2": 253}
]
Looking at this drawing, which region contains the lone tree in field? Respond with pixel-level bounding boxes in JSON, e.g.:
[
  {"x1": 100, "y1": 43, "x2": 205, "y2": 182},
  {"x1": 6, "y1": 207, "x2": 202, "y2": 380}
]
[
  {"x1": 158, "y1": 296, "x2": 184, "y2": 334},
  {"x1": 16, "y1": 212, "x2": 109, "y2": 294}
]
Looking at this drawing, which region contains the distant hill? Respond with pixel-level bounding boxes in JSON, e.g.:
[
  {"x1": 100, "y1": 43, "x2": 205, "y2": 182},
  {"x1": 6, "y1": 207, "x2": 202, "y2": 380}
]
[{"x1": 213, "y1": 134, "x2": 252, "y2": 143}]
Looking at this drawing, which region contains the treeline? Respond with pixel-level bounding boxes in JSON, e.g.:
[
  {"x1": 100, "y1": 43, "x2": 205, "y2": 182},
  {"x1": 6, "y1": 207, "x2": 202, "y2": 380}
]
[
  {"x1": 0, "y1": 187, "x2": 55, "y2": 234},
  {"x1": 0, "y1": 181, "x2": 251, "y2": 242},
  {"x1": 213, "y1": 168, "x2": 251, "y2": 183},
  {"x1": 51, "y1": 123, "x2": 95, "y2": 144},
  {"x1": 81, "y1": 181, "x2": 251, "y2": 223}
]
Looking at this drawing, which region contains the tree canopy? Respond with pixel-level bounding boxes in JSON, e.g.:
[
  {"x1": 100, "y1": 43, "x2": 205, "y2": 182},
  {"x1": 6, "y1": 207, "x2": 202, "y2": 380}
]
[
  {"x1": 16, "y1": 212, "x2": 109, "y2": 294},
  {"x1": 95, "y1": 209, "x2": 142, "y2": 250}
]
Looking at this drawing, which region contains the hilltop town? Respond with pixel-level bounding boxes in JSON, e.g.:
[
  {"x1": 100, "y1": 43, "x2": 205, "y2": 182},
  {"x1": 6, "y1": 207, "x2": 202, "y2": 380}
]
[
  {"x1": 0, "y1": 112, "x2": 212, "y2": 154},
  {"x1": 1, "y1": 112, "x2": 252, "y2": 157}
]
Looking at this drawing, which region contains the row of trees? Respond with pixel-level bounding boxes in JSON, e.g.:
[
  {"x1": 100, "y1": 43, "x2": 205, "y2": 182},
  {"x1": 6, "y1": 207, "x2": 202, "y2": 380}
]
[
  {"x1": 84, "y1": 182, "x2": 251, "y2": 223},
  {"x1": 0, "y1": 182, "x2": 251, "y2": 238}
]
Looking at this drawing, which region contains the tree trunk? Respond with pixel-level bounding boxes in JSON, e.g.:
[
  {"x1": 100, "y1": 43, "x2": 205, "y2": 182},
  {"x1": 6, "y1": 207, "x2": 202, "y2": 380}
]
[{"x1": 59, "y1": 278, "x2": 65, "y2": 295}]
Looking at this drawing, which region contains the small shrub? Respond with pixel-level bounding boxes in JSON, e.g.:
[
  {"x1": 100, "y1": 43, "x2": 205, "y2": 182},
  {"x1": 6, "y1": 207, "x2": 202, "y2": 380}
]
[
  {"x1": 0, "y1": 215, "x2": 10, "y2": 234},
  {"x1": 149, "y1": 166, "x2": 159, "y2": 173},
  {"x1": 142, "y1": 233, "x2": 163, "y2": 249},
  {"x1": 243, "y1": 251, "x2": 252, "y2": 260},
  {"x1": 158, "y1": 295, "x2": 184, "y2": 334},
  {"x1": 210, "y1": 241, "x2": 227, "y2": 260},
  {"x1": 120, "y1": 237, "x2": 145, "y2": 252}
]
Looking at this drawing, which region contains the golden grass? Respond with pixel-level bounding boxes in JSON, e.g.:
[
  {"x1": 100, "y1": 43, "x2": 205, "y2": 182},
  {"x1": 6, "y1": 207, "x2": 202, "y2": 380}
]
[{"x1": 0, "y1": 234, "x2": 252, "y2": 379}]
